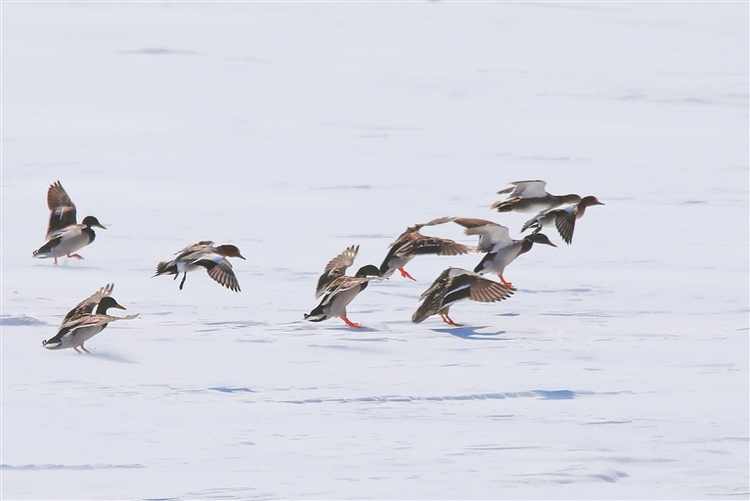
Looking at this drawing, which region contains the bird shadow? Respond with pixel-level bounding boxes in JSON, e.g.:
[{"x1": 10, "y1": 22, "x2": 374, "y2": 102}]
[
  {"x1": 87, "y1": 350, "x2": 136, "y2": 364},
  {"x1": 432, "y1": 326, "x2": 510, "y2": 340}
]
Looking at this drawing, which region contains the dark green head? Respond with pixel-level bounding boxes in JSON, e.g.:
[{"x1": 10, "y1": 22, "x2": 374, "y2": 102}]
[
  {"x1": 96, "y1": 296, "x2": 126, "y2": 314},
  {"x1": 82, "y1": 215, "x2": 107, "y2": 230},
  {"x1": 355, "y1": 264, "x2": 382, "y2": 278},
  {"x1": 527, "y1": 232, "x2": 557, "y2": 247}
]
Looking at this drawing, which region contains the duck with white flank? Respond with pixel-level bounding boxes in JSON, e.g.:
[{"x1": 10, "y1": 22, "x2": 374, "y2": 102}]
[
  {"x1": 452, "y1": 217, "x2": 557, "y2": 288},
  {"x1": 154, "y1": 241, "x2": 245, "y2": 292},
  {"x1": 412, "y1": 267, "x2": 515, "y2": 326},
  {"x1": 42, "y1": 284, "x2": 138, "y2": 353},
  {"x1": 306, "y1": 245, "x2": 382, "y2": 329},
  {"x1": 491, "y1": 180, "x2": 583, "y2": 214},
  {"x1": 379, "y1": 217, "x2": 472, "y2": 281},
  {"x1": 33, "y1": 181, "x2": 106, "y2": 264},
  {"x1": 521, "y1": 196, "x2": 604, "y2": 245}
]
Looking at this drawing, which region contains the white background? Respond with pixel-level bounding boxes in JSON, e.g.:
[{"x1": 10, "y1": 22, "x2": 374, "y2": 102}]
[{"x1": 2, "y1": 2, "x2": 748, "y2": 499}]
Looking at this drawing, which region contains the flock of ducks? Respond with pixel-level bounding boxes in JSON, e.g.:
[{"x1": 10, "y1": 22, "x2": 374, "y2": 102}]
[
  {"x1": 304, "y1": 179, "x2": 603, "y2": 329},
  {"x1": 33, "y1": 179, "x2": 603, "y2": 352}
]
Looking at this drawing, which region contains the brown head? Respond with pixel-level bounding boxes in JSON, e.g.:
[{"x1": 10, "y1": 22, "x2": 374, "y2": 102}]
[
  {"x1": 215, "y1": 244, "x2": 246, "y2": 260},
  {"x1": 580, "y1": 196, "x2": 604, "y2": 208}
]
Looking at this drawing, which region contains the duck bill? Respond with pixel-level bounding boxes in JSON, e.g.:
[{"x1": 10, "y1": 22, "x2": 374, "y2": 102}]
[
  {"x1": 94, "y1": 223, "x2": 107, "y2": 230},
  {"x1": 238, "y1": 254, "x2": 247, "y2": 260}
]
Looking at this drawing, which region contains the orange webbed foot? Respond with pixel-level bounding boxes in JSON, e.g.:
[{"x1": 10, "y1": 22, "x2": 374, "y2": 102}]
[
  {"x1": 341, "y1": 316, "x2": 364, "y2": 329},
  {"x1": 399, "y1": 268, "x2": 417, "y2": 281}
]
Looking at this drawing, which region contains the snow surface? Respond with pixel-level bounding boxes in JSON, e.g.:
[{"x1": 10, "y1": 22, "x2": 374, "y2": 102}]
[{"x1": 1, "y1": 2, "x2": 748, "y2": 499}]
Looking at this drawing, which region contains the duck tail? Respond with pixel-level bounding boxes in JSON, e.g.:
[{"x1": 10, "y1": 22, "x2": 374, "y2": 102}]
[{"x1": 153, "y1": 261, "x2": 177, "y2": 278}]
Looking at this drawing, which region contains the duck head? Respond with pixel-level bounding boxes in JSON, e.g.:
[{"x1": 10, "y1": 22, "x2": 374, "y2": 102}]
[
  {"x1": 216, "y1": 244, "x2": 246, "y2": 260},
  {"x1": 82, "y1": 215, "x2": 107, "y2": 230},
  {"x1": 355, "y1": 264, "x2": 382, "y2": 278},
  {"x1": 95, "y1": 296, "x2": 126, "y2": 314}
]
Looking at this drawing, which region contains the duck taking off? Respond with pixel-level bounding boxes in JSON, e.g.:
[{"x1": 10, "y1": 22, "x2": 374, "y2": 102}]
[
  {"x1": 452, "y1": 217, "x2": 557, "y2": 288},
  {"x1": 491, "y1": 180, "x2": 582, "y2": 214},
  {"x1": 306, "y1": 245, "x2": 382, "y2": 329},
  {"x1": 379, "y1": 217, "x2": 472, "y2": 281},
  {"x1": 521, "y1": 196, "x2": 604, "y2": 245},
  {"x1": 42, "y1": 284, "x2": 138, "y2": 353},
  {"x1": 154, "y1": 241, "x2": 246, "y2": 292},
  {"x1": 412, "y1": 267, "x2": 515, "y2": 327},
  {"x1": 33, "y1": 181, "x2": 106, "y2": 264}
]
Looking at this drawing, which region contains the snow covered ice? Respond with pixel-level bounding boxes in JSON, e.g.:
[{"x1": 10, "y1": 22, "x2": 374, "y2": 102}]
[{"x1": 2, "y1": 2, "x2": 748, "y2": 499}]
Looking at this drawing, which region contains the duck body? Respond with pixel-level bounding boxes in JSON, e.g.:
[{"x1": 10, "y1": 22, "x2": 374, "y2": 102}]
[
  {"x1": 491, "y1": 180, "x2": 581, "y2": 214},
  {"x1": 43, "y1": 284, "x2": 138, "y2": 353},
  {"x1": 33, "y1": 215, "x2": 106, "y2": 264},
  {"x1": 412, "y1": 267, "x2": 515, "y2": 326},
  {"x1": 452, "y1": 217, "x2": 556, "y2": 287},
  {"x1": 379, "y1": 217, "x2": 472, "y2": 281},
  {"x1": 154, "y1": 241, "x2": 245, "y2": 292},
  {"x1": 521, "y1": 196, "x2": 604, "y2": 244},
  {"x1": 306, "y1": 245, "x2": 381, "y2": 329},
  {"x1": 33, "y1": 180, "x2": 106, "y2": 264}
]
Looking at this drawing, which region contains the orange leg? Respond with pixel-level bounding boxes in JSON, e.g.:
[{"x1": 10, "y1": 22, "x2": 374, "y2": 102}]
[
  {"x1": 68, "y1": 253, "x2": 84, "y2": 260},
  {"x1": 498, "y1": 274, "x2": 513, "y2": 288},
  {"x1": 53, "y1": 257, "x2": 58, "y2": 265},
  {"x1": 73, "y1": 347, "x2": 82, "y2": 354},
  {"x1": 440, "y1": 313, "x2": 461, "y2": 327},
  {"x1": 80, "y1": 345, "x2": 91, "y2": 354},
  {"x1": 341, "y1": 316, "x2": 364, "y2": 329},
  {"x1": 399, "y1": 268, "x2": 417, "y2": 281}
]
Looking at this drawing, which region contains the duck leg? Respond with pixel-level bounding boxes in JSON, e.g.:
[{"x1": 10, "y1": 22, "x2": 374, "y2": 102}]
[
  {"x1": 80, "y1": 345, "x2": 91, "y2": 354},
  {"x1": 73, "y1": 347, "x2": 82, "y2": 354},
  {"x1": 341, "y1": 316, "x2": 364, "y2": 329},
  {"x1": 179, "y1": 272, "x2": 187, "y2": 290},
  {"x1": 68, "y1": 253, "x2": 84, "y2": 260},
  {"x1": 398, "y1": 268, "x2": 417, "y2": 281},
  {"x1": 53, "y1": 257, "x2": 58, "y2": 265},
  {"x1": 440, "y1": 313, "x2": 462, "y2": 327},
  {"x1": 498, "y1": 275, "x2": 514, "y2": 288}
]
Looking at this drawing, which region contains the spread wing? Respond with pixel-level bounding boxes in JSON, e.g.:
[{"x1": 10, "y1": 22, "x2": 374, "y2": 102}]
[
  {"x1": 196, "y1": 256, "x2": 241, "y2": 292},
  {"x1": 397, "y1": 235, "x2": 471, "y2": 258},
  {"x1": 496, "y1": 180, "x2": 547, "y2": 199},
  {"x1": 466, "y1": 274, "x2": 516, "y2": 302},
  {"x1": 453, "y1": 218, "x2": 511, "y2": 252},
  {"x1": 46, "y1": 181, "x2": 77, "y2": 238},
  {"x1": 62, "y1": 284, "x2": 114, "y2": 324},
  {"x1": 316, "y1": 245, "x2": 358, "y2": 297},
  {"x1": 554, "y1": 207, "x2": 578, "y2": 245}
]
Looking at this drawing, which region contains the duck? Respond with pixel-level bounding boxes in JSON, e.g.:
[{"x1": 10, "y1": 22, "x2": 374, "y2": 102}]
[
  {"x1": 33, "y1": 181, "x2": 106, "y2": 264},
  {"x1": 491, "y1": 180, "x2": 582, "y2": 214},
  {"x1": 153, "y1": 241, "x2": 246, "y2": 292},
  {"x1": 42, "y1": 284, "x2": 138, "y2": 353},
  {"x1": 305, "y1": 245, "x2": 382, "y2": 329},
  {"x1": 379, "y1": 217, "x2": 472, "y2": 281},
  {"x1": 411, "y1": 267, "x2": 515, "y2": 326},
  {"x1": 452, "y1": 217, "x2": 557, "y2": 288},
  {"x1": 521, "y1": 196, "x2": 604, "y2": 244}
]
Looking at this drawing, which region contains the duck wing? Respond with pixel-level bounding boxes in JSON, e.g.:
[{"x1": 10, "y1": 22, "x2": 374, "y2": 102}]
[
  {"x1": 496, "y1": 180, "x2": 547, "y2": 198},
  {"x1": 554, "y1": 207, "x2": 578, "y2": 245},
  {"x1": 453, "y1": 218, "x2": 511, "y2": 252},
  {"x1": 62, "y1": 284, "x2": 114, "y2": 324},
  {"x1": 196, "y1": 256, "x2": 241, "y2": 292},
  {"x1": 46, "y1": 181, "x2": 77, "y2": 238},
  {"x1": 316, "y1": 245, "x2": 359, "y2": 297}
]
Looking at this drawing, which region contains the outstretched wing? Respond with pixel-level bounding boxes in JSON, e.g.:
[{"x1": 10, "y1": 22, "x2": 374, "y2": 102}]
[
  {"x1": 452, "y1": 218, "x2": 511, "y2": 252},
  {"x1": 62, "y1": 284, "x2": 114, "y2": 325},
  {"x1": 46, "y1": 181, "x2": 77, "y2": 238},
  {"x1": 554, "y1": 208, "x2": 578, "y2": 245},
  {"x1": 316, "y1": 245, "x2": 359, "y2": 297},
  {"x1": 496, "y1": 180, "x2": 547, "y2": 198},
  {"x1": 196, "y1": 256, "x2": 241, "y2": 292}
]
